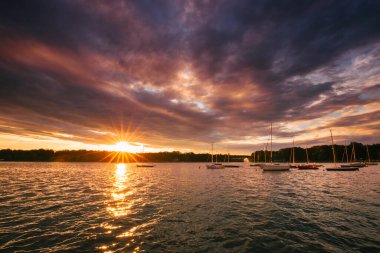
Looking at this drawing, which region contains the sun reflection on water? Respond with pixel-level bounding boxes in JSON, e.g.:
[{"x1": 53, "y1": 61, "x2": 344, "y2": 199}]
[
  {"x1": 107, "y1": 163, "x2": 135, "y2": 217},
  {"x1": 116, "y1": 163, "x2": 127, "y2": 178},
  {"x1": 102, "y1": 163, "x2": 147, "y2": 253}
]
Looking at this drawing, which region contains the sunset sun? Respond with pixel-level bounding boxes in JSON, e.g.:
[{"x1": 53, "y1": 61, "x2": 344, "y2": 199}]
[{"x1": 112, "y1": 141, "x2": 139, "y2": 153}]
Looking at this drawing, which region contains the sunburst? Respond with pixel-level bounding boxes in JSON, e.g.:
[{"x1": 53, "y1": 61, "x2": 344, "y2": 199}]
[{"x1": 102, "y1": 129, "x2": 145, "y2": 163}]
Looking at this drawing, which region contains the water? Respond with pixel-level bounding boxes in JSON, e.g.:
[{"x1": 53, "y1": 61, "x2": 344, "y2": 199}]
[{"x1": 0, "y1": 162, "x2": 379, "y2": 253}]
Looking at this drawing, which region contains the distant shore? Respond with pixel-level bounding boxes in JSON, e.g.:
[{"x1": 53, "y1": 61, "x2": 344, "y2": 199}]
[{"x1": 1, "y1": 142, "x2": 379, "y2": 162}]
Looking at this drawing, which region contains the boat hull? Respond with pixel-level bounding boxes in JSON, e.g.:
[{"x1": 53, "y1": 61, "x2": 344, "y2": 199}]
[
  {"x1": 206, "y1": 164, "x2": 225, "y2": 169},
  {"x1": 260, "y1": 164, "x2": 290, "y2": 171},
  {"x1": 298, "y1": 164, "x2": 319, "y2": 170},
  {"x1": 341, "y1": 163, "x2": 366, "y2": 168},
  {"x1": 224, "y1": 165, "x2": 240, "y2": 168},
  {"x1": 326, "y1": 167, "x2": 359, "y2": 171},
  {"x1": 250, "y1": 164, "x2": 262, "y2": 167}
]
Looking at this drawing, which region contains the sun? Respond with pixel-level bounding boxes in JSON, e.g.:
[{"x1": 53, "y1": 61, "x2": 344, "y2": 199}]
[{"x1": 112, "y1": 141, "x2": 139, "y2": 153}]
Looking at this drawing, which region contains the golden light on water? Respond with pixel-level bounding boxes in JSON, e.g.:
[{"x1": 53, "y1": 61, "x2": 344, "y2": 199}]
[
  {"x1": 103, "y1": 163, "x2": 142, "y2": 252},
  {"x1": 116, "y1": 163, "x2": 127, "y2": 177},
  {"x1": 116, "y1": 226, "x2": 138, "y2": 238},
  {"x1": 106, "y1": 163, "x2": 135, "y2": 218}
]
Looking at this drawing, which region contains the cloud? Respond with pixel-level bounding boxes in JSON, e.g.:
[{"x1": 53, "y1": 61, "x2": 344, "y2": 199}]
[{"x1": 0, "y1": 0, "x2": 380, "y2": 152}]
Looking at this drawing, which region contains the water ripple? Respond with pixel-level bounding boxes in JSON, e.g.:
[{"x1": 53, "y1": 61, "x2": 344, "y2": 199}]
[{"x1": 0, "y1": 162, "x2": 379, "y2": 252}]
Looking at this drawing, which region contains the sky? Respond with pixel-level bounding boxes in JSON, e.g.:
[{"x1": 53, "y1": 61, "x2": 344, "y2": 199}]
[{"x1": 0, "y1": 0, "x2": 380, "y2": 154}]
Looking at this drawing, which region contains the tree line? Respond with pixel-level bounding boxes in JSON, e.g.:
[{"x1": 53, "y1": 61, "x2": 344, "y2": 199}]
[
  {"x1": 251, "y1": 142, "x2": 380, "y2": 163},
  {"x1": 0, "y1": 142, "x2": 378, "y2": 162},
  {"x1": 0, "y1": 149, "x2": 246, "y2": 163}
]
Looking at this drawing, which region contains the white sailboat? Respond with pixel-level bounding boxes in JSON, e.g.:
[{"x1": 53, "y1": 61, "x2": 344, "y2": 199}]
[
  {"x1": 289, "y1": 138, "x2": 297, "y2": 168},
  {"x1": 259, "y1": 123, "x2": 290, "y2": 171},
  {"x1": 206, "y1": 144, "x2": 224, "y2": 169}
]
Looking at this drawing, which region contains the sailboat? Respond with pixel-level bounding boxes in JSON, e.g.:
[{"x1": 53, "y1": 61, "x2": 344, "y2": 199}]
[
  {"x1": 259, "y1": 123, "x2": 290, "y2": 171},
  {"x1": 365, "y1": 145, "x2": 377, "y2": 165},
  {"x1": 326, "y1": 130, "x2": 359, "y2": 171},
  {"x1": 206, "y1": 144, "x2": 224, "y2": 169},
  {"x1": 289, "y1": 139, "x2": 298, "y2": 168},
  {"x1": 223, "y1": 152, "x2": 240, "y2": 168},
  {"x1": 340, "y1": 143, "x2": 367, "y2": 168},
  {"x1": 221, "y1": 146, "x2": 240, "y2": 167},
  {"x1": 223, "y1": 149, "x2": 240, "y2": 168},
  {"x1": 249, "y1": 151, "x2": 260, "y2": 167},
  {"x1": 250, "y1": 151, "x2": 256, "y2": 167},
  {"x1": 250, "y1": 151, "x2": 261, "y2": 167},
  {"x1": 341, "y1": 142, "x2": 349, "y2": 163},
  {"x1": 136, "y1": 164, "x2": 155, "y2": 167},
  {"x1": 251, "y1": 144, "x2": 267, "y2": 167},
  {"x1": 297, "y1": 144, "x2": 318, "y2": 170},
  {"x1": 136, "y1": 145, "x2": 155, "y2": 167}
]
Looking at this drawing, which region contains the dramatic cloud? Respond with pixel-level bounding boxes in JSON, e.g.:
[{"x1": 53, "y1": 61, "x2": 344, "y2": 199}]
[{"x1": 0, "y1": 0, "x2": 380, "y2": 153}]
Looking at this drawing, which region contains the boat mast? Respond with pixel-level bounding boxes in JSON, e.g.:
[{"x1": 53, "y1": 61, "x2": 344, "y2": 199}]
[
  {"x1": 350, "y1": 143, "x2": 356, "y2": 162},
  {"x1": 211, "y1": 143, "x2": 214, "y2": 163},
  {"x1": 228, "y1": 145, "x2": 230, "y2": 163},
  {"x1": 306, "y1": 144, "x2": 309, "y2": 164},
  {"x1": 330, "y1": 129, "x2": 337, "y2": 168},
  {"x1": 270, "y1": 122, "x2": 273, "y2": 163},
  {"x1": 341, "y1": 142, "x2": 345, "y2": 163},
  {"x1": 292, "y1": 138, "x2": 295, "y2": 164},
  {"x1": 289, "y1": 146, "x2": 292, "y2": 163},
  {"x1": 345, "y1": 141, "x2": 349, "y2": 163},
  {"x1": 264, "y1": 143, "x2": 267, "y2": 163},
  {"x1": 366, "y1": 145, "x2": 371, "y2": 162}
]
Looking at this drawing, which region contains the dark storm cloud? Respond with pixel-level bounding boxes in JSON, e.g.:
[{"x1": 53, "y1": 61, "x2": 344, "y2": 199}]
[
  {"x1": 0, "y1": 0, "x2": 109, "y2": 53},
  {"x1": 0, "y1": 0, "x2": 380, "y2": 151},
  {"x1": 188, "y1": 0, "x2": 380, "y2": 82}
]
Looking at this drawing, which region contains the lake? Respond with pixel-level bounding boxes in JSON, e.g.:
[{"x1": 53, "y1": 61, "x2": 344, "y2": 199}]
[{"x1": 0, "y1": 162, "x2": 379, "y2": 252}]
